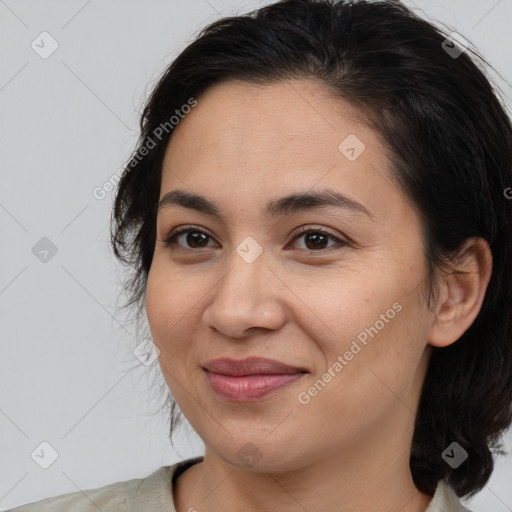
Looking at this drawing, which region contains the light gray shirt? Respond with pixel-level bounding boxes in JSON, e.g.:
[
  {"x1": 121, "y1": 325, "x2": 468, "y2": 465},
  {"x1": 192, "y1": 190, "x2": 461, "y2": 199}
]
[{"x1": 7, "y1": 456, "x2": 472, "y2": 511}]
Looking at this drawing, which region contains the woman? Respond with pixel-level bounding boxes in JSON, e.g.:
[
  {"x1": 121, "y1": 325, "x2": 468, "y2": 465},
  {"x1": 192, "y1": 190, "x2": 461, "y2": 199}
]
[{"x1": 10, "y1": 0, "x2": 512, "y2": 511}]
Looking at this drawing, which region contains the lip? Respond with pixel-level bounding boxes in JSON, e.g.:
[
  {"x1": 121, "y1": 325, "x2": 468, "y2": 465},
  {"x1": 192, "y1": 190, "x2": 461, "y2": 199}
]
[{"x1": 203, "y1": 357, "x2": 308, "y2": 403}]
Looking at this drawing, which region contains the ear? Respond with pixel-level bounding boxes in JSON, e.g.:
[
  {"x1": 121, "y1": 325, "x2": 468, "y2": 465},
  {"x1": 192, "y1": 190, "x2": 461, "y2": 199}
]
[{"x1": 428, "y1": 237, "x2": 493, "y2": 348}]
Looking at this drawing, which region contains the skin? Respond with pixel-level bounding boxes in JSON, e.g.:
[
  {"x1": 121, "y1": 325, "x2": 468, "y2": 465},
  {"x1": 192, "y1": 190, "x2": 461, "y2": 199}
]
[{"x1": 145, "y1": 79, "x2": 492, "y2": 512}]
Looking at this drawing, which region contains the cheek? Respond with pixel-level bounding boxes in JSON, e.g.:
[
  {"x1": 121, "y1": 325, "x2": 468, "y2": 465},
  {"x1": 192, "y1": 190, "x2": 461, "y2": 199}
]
[
  {"x1": 145, "y1": 265, "x2": 188, "y2": 346},
  {"x1": 293, "y1": 270, "x2": 398, "y2": 352},
  {"x1": 310, "y1": 288, "x2": 426, "y2": 406},
  {"x1": 145, "y1": 267, "x2": 168, "y2": 336},
  {"x1": 297, "y1": 260, "x2": 427, "y2": 389},
  {"x1": 294, "y1": 308, "x2": 425, "y2": 447},
  {"x1": 145, "y1": 267, "x2": 198, "y2": 402},
  {"x1": 145, "y1": 262, "x2": 211, "y2": 364}
]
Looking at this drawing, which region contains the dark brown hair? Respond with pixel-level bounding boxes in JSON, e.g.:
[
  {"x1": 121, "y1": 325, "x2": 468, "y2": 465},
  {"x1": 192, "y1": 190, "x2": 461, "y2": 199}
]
[{"x1": 111, "y1": 0, "x2": 512, "y2": 498}]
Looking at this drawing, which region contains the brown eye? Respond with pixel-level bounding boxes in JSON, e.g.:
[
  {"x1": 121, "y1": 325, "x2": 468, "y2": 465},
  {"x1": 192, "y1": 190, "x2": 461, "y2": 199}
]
[
  {"x1": 164, "y1": 228, "x2": 217, "y2": 249},
  {"x1": 290, "y1": 227, "x2": 348, "y2": 252},
  {"x1": 162, "y1": 226, "x2": 348, "y2": 253}
]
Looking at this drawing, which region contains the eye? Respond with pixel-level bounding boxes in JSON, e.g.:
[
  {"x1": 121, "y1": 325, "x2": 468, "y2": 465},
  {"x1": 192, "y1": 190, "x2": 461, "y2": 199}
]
[
  {"x1": 289, "y1": 226, "x2": 348, "y2": 252},
  {"x1": 162, "y1": 226, "x2": 217, "y2": 250},
  {"x1": 162, "y1": 225, "x2": 348, "y2": 253}
]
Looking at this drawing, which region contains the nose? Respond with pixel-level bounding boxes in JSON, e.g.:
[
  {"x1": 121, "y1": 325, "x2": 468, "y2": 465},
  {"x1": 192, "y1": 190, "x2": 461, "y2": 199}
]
[{"x1": 202, "y1": 246, "x2": 286, "y2": 339}]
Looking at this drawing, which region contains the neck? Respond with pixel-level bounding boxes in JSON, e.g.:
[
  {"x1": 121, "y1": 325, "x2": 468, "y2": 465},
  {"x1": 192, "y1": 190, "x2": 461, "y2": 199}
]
[{"x1": 173, "y1": 419, "x2": 433, "y2": 512}]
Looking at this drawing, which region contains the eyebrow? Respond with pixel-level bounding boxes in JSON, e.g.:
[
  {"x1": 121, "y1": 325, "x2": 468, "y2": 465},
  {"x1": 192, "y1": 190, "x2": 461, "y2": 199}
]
[{"x1": 157, "y1": 189, "x2": 375, "y2": 221}]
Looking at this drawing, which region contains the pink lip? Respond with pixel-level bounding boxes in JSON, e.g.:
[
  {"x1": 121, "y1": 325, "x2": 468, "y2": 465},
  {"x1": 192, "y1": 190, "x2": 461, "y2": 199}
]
[
  {"x1": 203, "y1": 357, "x2": 308, "y2": 402},
  {"x1": 203, "y1": 357, "x2": 307, "y2": 376}
]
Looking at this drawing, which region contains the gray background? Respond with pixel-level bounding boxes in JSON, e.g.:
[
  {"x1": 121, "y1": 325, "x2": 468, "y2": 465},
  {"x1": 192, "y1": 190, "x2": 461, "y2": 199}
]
[{"x1": 1, "y1": 0, "x2": 511, "y2": 510}]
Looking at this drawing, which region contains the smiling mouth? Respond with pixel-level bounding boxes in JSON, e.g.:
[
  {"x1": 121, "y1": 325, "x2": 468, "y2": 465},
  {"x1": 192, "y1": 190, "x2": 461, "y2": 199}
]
[{"x1": 204, "y1": 370, "x2": 307, "y2": 402}]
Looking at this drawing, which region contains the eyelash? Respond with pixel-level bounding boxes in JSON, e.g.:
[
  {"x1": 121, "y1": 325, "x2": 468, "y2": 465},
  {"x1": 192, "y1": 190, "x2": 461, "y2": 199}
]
[{"x1": 162, "y1": 225, "x2": 348, "y2": 253}]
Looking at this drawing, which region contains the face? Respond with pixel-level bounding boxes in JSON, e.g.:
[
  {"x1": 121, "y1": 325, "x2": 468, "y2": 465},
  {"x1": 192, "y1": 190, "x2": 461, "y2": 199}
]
[{"x1": 146, "y1": 79, "x2": 434, "y2": 472}]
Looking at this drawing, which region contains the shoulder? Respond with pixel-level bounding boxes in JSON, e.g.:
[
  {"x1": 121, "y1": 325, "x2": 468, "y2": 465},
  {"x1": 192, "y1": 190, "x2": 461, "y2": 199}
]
[
  {"x1": 426, "y1": 480, "x2": 474, "y2": 512},
  {"x1": 7, "y1": 457, "x2": 203, "y2": 512},
  {"x1": 6, "y1": 476, "x2": 131, "y2": 512}
]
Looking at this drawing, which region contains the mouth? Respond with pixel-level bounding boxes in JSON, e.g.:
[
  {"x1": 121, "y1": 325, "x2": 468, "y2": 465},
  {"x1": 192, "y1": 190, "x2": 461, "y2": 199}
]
[{"x1": 202, "y1": 357, "x2": 308, "y2": 402}]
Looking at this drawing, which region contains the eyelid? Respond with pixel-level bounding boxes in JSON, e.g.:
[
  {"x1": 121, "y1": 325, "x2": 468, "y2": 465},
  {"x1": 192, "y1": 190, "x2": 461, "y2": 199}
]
[
  {"x1": 162, "y1": 225, "x2": 218, "y2": 248},
  {"x1": 290, "y1": 225, "x2": 346, "y2": 248},
  {"x1": 162, "y1": 224, "x2": 348, "y2": 252}
]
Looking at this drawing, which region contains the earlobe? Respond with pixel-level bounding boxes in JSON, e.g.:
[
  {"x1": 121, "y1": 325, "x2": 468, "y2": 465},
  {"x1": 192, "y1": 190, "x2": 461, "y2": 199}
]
[{"x1": 427, "y1": 237, "x2": 493, "y2": 348}]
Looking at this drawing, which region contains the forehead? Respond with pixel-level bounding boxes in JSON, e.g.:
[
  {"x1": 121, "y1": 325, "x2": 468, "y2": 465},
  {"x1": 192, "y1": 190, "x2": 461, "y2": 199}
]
[
  {"x1": 165, "y1": 79, "x2": 374, "y2": 167},
  {"x1": 159, "y1": 79, "x2": 411, "y2": 224}
]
